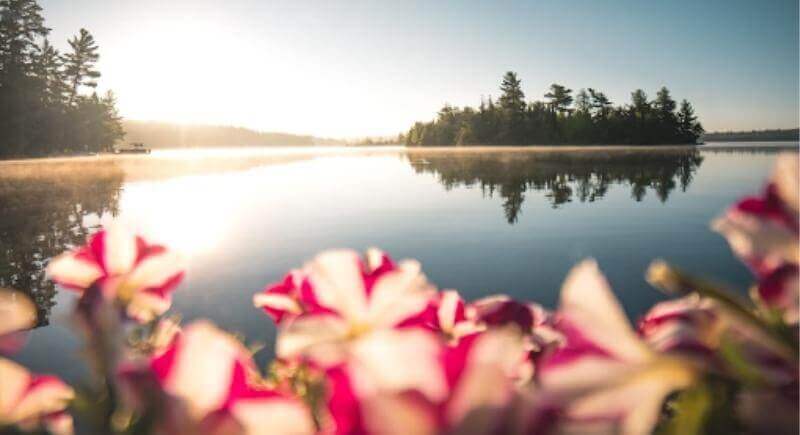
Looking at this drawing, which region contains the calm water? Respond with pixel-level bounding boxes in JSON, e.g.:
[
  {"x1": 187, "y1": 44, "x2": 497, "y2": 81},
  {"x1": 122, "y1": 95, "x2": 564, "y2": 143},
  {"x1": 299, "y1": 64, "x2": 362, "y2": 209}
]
[{"x1": 2, "y1": 142, "x2": 797, "y2": 382}]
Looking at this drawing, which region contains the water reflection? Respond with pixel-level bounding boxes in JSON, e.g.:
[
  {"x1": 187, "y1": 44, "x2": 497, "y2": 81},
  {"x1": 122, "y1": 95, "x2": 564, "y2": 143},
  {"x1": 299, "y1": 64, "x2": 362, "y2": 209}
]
[
  {"x1": 0, "y1": 162, "x2": 124, "y2": 326},
  {"x1": 407, "y1": 148, "x2": 704, "y2": 223}
]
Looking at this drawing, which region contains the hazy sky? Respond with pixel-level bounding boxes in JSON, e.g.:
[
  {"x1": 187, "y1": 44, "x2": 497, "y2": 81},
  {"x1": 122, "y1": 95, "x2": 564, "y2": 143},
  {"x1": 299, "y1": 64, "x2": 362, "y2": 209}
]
[{"x1": 41, "y1": 0, "x2": 799, "y2": 138}]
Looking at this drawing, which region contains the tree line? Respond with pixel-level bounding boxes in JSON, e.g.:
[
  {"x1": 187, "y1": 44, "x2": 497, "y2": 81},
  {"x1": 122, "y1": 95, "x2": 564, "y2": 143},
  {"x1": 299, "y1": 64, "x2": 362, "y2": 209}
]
[
  {"x1": 0, "y1": 0, "x2": 124, "y2": 159},
  {"x1": 404, "y1": 72, "x2": 704, "y2": 146},
  {"x1": 703, "y1": 128, "x2": 799, "y2": 142}
]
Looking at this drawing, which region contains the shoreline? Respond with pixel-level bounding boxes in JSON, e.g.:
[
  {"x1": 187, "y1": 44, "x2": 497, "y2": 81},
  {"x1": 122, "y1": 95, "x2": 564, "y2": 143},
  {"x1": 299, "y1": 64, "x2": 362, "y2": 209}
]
[{"x1": 0, "y1": 141, "x2": 797, "y2": 165}]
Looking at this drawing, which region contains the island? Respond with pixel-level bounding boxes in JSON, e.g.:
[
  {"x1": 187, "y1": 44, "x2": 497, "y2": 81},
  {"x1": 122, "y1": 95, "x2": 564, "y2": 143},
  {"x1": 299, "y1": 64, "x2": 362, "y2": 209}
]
[{"x1": 403, "y1": 72, "x2": 704, "y2": 147}]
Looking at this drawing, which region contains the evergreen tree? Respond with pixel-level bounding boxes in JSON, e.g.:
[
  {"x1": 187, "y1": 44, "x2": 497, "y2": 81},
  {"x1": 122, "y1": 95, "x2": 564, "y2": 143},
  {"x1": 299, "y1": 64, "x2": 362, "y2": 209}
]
[
  {"x1": 654, "y1": 86, "x2": 676, "y2": 115},
  {"x1": 677, "y1": 99, "x2": 703, "y2": 143},
  {"x1": 544, "y1": 84, "x2": 573, "y2": 115},
  {"x1": 63, "y1": 28, "x2": 99, "y2": 106},
  {"x1": 588, "y1": 88, "x2": 612, "y2": 119},
  {"x1": 498, "y1": 71, "x2": 526, "y2": 114},
  {"x1": 404, "y1": 73, "x2": 704, "y2": 147},
  {"x1": 0, "y1": 0, "x2": 49, "y2": 156},
  {"x1": 0, "y1": 1, "x2": 125, "y2": 158},
  {"x1": 574, "y1": 88, "x2": 591, "y2": 114}
]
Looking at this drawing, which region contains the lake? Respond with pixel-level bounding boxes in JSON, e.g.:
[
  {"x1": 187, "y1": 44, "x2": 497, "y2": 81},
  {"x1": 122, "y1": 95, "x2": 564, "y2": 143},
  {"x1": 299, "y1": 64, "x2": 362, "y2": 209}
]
[{"x1": 2, "y1": 142, "x2": 797, "y2": 383}]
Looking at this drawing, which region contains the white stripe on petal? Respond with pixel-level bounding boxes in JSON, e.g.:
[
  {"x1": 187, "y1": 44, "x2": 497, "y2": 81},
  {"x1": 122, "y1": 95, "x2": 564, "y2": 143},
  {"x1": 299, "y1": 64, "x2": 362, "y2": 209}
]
[
  {"x1": 253, "y1": 293, "x2": 302, "y2": 314},
  {"x1": 368, "y1": 269, "x2": 434, "y2": 329},
  {"x1": 349, "y1": 329, "x2": 447, "y2": 402},
  {"x1": 560, "y1": 260, "x2": 651, "y2": 362},
  {"x1": 307, "y1": 250, "x2": 368, "y2": 322},
  {"x1": 124, "y1": 250, "x2": 184, "y2": 291},
  {"x1": 163, "y1": 321, "x2": 245, "y2": 418},
  {"x1": 774, "y1": 155, "x2": 799, "y2": 216},
  {"x1": 438, "y1": 291, "x2": 461, "y2": 333},
  {"x1": 0, "y1": 289, "x2": 36, "y2": 337},
  {"x1": 276, "y1": 315, "x2": 350, "y2": 365},
  {"x1": 102, "y1": 224, "x2": 138, "y2": 276},
  {"x1": 46, "y1": 253, "x2": 103, "y2": 289},
  {"x1": 0, "y1": 358, "x2": 30, "y2": 418},
  {"x1": 712, "y1": 212, "x2": 799, "y2": 267},
  {"x1": 232, "y1": 398, "x2": 315, "y2": 435}
]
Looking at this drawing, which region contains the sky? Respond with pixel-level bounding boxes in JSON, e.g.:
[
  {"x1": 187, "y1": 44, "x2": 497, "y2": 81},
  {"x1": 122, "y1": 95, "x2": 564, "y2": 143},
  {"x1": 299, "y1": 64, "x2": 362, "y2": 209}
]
[{"x1": 40, "y1": 0, "x2": 799, "y2": 138}]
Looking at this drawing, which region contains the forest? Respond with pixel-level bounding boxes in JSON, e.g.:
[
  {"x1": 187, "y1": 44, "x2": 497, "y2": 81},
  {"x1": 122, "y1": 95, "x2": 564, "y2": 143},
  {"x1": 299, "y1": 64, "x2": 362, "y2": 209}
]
[
  {"x1": 404, "y1": 72, "x2": 704, "y2": 146},
  {"x1": 0, "y1": 0, "x2": 124, "y2": 159},
  {"x1": 703, "y1": 128, "x2": 799, "y2": 142}
]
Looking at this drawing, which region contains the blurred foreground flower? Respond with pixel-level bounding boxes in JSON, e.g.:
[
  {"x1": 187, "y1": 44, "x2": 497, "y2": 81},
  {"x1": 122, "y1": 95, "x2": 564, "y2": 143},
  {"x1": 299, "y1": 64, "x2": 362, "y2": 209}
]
[
  {"x1": 324, "y1": 327, "x2": 529, "y2": 435},
  {"x1": 535, "y1": 260, "x2": 698, "y2": 435},
  {"x1": 0, "y1": 288, "x2": 37, "y2": 354},
  {"x1": 255, "y1": 249, "x2": 435, "y2": 366},
  {"x1": 0, "y1": 358, "x2": 75, "y2": 434},
  {"x1": 47, "y1": 224, "x2": 185, "y2": 323},
  {"x1": 0, "y1": 291, "x2": 74, "y2": 434},
  {"x1": 713, "y1": 155, "x2": 799, "y2": 324},
  {"x1": 121, "y1": 320, "x2": 315, "y2": 435}
]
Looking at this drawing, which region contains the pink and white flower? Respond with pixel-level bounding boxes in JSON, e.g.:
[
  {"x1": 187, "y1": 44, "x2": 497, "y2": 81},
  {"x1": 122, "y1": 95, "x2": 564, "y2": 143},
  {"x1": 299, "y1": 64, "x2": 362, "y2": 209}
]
[
  {"x1": 536, "y1": 260, "x2": 697, "y2": 435},
  {"x1": 323, "y1": 327, "x2": 529, "y2": 435},
  {"x1": 0, "y1": 289, "x2": 37, "y2": 354},
  {"x1": 638, "y1": 295, "x2": 723, "y2": 359},
  {"x1": 135, "y1": 320, "x2": 314, "y2": 435},
  {"x1": 0, "y1": 357, "x2": 74, "y2": 434},
  {"x1": 47, "y1": 223, "x2": 185, "y2": 323},
  {"x1": 713, "y1": 155, "x2": 799, "y2": 323},
  {"x1": 255, "y1": 249, "x2": 436, "y2": 366}
]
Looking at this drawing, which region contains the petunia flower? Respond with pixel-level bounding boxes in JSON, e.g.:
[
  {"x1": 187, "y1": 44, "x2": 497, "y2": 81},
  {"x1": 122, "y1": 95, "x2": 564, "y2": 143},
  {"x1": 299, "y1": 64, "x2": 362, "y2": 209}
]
[
  {"x1": 47, "y1": 223, "x2": 185, "y2": 323},
  {"x1": 0, "y1": 357, "x2": 74, "y2": 435},
  {"x1": 713, "y1": 155, "x2": 799, "y2": 324},
  {"x1": 0, "y1": 288, "x2": 37, "y2": 354},
  {"x1": 536, "y1": 260, "x2": 697, "y2": 435},
  {"x1": 258, "y1": 249, "x2": 436, "y2": 366},
  {"x1": 128, "y1": 320, "x2": 314, "y2": 435},
  {"x1": 323, "y1": 327, "x2": 529, "y2": 435},
  {"x1": 638, "y1": 295, "x2": 724, "y2": 359}
]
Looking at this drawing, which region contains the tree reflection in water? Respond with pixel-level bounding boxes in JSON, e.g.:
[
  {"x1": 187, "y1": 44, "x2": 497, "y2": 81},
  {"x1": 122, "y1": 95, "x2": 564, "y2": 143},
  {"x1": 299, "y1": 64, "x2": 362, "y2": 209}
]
[
  {"x1": 407, "y1": 148, "x2": 704, "y2": 224},
  {"x1": 0, "y1": 162, "x2": 124, "y2": 326}
]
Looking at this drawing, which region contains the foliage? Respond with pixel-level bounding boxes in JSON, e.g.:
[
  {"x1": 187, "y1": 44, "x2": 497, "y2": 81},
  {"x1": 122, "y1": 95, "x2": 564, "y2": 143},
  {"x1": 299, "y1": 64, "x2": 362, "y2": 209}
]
[
  {"x1": 405, "y1": 72, "x2": 705, "y2": 146},
  {"x1": 0, "y1": 0, "x2": 124, "y2": 158}
]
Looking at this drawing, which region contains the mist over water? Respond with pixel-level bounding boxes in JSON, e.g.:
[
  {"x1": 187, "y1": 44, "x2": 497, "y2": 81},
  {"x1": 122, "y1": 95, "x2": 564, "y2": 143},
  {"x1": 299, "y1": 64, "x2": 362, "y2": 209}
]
[{"x1": 2, "y1": 142, "x2": 797, "y2": 382}]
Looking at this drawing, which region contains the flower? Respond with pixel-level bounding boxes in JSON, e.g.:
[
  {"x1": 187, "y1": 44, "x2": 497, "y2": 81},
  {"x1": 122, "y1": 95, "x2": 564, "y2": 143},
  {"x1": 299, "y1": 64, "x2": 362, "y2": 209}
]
[
  {"x1": 536, "y1": 260, "x2": 697, "y2": 435},
  {"x1": 133, "y1": 320, "x2": 314, "y2": 435},
  {"x1": 256, "y1": 249, "x2": 435, "y2": 366},
  {"x1": 323, "y1": 327, "x2": 529, "y2": 435},
  {"x1": 0, "y1": 357, "x2": 74, "y2": 434},
  {"x1": 713, "y1": 155, "x2": 799, "y2": 323},
  {"x1": 0, "y1": 288, "x2": 37, "y2": 354},
  {"x1": 638, "y1": 295, "x2": 723, "y2": 359},
  {"x1": 47, "y1": 223, "x2": 185, "y2": 323}
]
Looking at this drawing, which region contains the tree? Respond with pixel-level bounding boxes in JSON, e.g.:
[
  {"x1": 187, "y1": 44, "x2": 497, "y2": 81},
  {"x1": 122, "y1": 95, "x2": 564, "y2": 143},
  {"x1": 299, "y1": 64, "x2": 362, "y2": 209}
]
[
  {"x1": 405, "y1": 73, "x2": 704, "y2": 146},
  {"x1": 544, "y1": 84, "x2": 573, "y2": 115},
  {"x1": 498, "y1": 71, "x2": 526, "y2": 114},
  {"x1": 630, "y1": 89, "x2": 650, "y2": 117},
  {"x1": 588, "y1": 88, "x2": 612, "y2": 119},
  {"x1": 677, "y1": 99, "x2": 703, "y2": 143},
  {"x1": 63, "y1": 28, "x2": 99, "y2": 106},
  {"x1": 0, "y1": 0, "x2": 49, "y2": 156},
  {"x1": 654, "y1": 86, "x2": 676, "y2": 115},
  {"x1": 574, "y1": 89, "x2": 591, "y2": 114},
  {"x1": 0, "y1": 1, "x2": 125, "y2": 158}
]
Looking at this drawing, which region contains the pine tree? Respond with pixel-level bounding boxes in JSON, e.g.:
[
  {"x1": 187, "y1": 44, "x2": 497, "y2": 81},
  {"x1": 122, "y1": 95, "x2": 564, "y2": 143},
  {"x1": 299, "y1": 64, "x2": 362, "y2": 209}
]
[
  {"x1": 0, "y1": 0, "x2": 49, "y2": 156},
  {"x1": 498, "y1": 71, "x2": 526, "y2": 114},
  {"x1": 63, "y1": 28, "x2": 100, "y2": 106},
  {"x1": 544, "y1": 84, "x2": 573, "y2": 115},
  {"x1": 677, "y1": 99, "x2": 703, "y2": 143}
]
